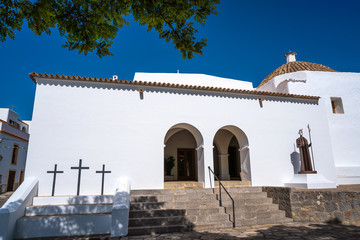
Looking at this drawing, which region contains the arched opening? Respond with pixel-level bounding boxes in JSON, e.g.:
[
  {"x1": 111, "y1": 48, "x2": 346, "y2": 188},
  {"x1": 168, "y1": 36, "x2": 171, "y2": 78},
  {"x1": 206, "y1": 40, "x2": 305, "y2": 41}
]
[
  {"x1": 164, "y1": 123, "x2": 204, "y2": 182},
  {"x1": 213, "y1": 126, "x2": 251, "y2": 182}
]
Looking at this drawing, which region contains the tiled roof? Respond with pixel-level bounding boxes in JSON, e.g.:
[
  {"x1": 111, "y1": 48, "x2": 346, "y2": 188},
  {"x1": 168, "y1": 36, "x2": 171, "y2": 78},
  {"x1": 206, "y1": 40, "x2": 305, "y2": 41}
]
[
  {"x1": 29, "y1": 72, "x2": 320, "y2": 100},
  {"x1": 258, "y1": 61, "x2": 337, "y2": 88}
]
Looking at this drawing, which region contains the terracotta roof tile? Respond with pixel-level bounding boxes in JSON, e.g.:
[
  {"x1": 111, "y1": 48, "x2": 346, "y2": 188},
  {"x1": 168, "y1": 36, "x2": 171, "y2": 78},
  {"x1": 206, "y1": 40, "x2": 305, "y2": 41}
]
[
  {"x1": 29, "y1": 72, "x2": 320, "y2": 100},
  {"x1": 258, "y1": 61, "x2": 337, "y2": 88}
]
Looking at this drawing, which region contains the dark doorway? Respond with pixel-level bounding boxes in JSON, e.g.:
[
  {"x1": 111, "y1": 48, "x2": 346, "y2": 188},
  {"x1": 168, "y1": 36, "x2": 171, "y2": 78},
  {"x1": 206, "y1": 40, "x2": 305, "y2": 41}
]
[
  {"x1": 7, "y1": 170, "x2": 16, "y2": 191},
  {"x1": 177, "y1": 148, "x2": 196, "y2": 181},
  {"x1": 228, "y1": 146, "x2": 241, "y2": 180}
]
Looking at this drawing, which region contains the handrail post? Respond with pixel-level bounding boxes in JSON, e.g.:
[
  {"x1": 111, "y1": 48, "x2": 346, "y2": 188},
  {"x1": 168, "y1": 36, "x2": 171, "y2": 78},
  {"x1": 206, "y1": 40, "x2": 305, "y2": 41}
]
[
  {"x1": 232, "y1": 198, "x2": 235, "y2": 228},
  {"x1": 208, "y1": 166, "x2": 235, "y2": 228},
  {"x1": 219, "y1": 181, "x2": 222, "y2": 206}
]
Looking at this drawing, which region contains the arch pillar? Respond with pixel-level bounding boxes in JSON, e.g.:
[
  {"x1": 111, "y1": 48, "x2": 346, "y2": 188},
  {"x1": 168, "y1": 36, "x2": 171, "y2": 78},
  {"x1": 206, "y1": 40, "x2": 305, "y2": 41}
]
[
  {"x1": 196, "y1": 145, "x2": 205, "y2": 184},
  {"x1": 203, "y1": 142, "x2": 215, "y2": 188},
  {"x1": 239, "y1": 146, "x2": 251, "y2": 181},
  {"x1": 218, "y1": 154, "x2": 230, "y2": 180}
]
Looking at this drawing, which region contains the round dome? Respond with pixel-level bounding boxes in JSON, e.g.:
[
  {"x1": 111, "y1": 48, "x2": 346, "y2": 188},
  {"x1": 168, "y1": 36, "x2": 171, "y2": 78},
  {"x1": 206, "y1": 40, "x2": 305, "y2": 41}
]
[{"x1": 258, "y1": 55, "x2": 337, "y2": 88}]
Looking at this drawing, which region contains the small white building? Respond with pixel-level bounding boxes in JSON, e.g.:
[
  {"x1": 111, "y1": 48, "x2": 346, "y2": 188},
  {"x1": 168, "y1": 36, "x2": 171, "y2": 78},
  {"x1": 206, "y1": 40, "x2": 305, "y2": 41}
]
[
  {"x1": 0, "y1": 109, "x2": 29, "y2": 193},
  {"x1": 20, "y1": 52, "x2": 359, "y2": 196}
]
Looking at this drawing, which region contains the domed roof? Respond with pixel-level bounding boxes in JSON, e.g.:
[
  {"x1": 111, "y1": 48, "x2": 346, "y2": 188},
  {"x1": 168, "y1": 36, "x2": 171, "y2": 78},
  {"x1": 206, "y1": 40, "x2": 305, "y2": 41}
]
[{"x1": 258, "y1": 52, "x2": 337, "y2": 88}]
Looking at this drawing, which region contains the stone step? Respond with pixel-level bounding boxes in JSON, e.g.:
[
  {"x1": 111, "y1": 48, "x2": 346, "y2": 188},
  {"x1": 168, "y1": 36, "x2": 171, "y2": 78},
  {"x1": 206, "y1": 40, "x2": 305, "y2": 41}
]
[
  {"x1": 131, "y1": 193, "x2": 217, "y2": 202},
  {"x1": 189, "y1": 221, "x2": 234, "y2": 231},
  {"x1": 215, "y1": 181, "x2": 251, "y2": 188},
  {"x1": 128, "y1": 221, "x2": 233, "y2": 236},
  {"x1": 129, "y1": 208, "x2": 227, "y2": 219},
  {"x1": 185, "y1": 213, "x2": 230, "y2": 224},
  {"x1": 129, "y1": 213, "x2": 230, "y2": 226},
  {"x1": 223, "y1": 203, "x2": 279, "y2": 212},
  {"x1": 128, "y1": 225, "x2": 188, "y2": 236},
  {"x1": 129, "y1": 209, "x2": 187, "y2": 218},
  {"x1": 131, "y1": 188, "x2": 213, "y2": 195},
  {"x1": 237, "y1": 216, "x2": 293, "y2": 226},
  {"x1": 164, "y1": 181, "x2": 204, "y2": 189},
  {"x1": 234, "y1": 209, "x2": 287, "y2": 221},
  {"x1": 130, "y1": 201, "x2": 223, "y2": 211},
  {"x1": 25, "y1": 203, "x2": 112, "y2": 216},
  {"x1": 16, "y1": 213, "x2": 111, "y2": 239},
  {"x1": 217, "y1": 191, "x2": 268, "y2": 199},
  {"x1": 221, "y1": 197, "x2": 273, "y2": 205},
  {"x1": 32, "y1": 195, "x2": 114, "y2": 206},
  {"x1": 213, "y1": 187, "x2": 263, "y2": 194},
  {"x1": 129, "y1": 216, "x2": 186, "y2": 227}
]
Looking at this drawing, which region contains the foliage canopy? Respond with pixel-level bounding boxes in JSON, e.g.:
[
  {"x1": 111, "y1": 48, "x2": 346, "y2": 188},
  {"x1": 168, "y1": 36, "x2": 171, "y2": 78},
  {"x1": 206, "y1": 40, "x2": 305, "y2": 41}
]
[{"x1": 0, "y1": 0, "x2": 219, "y2": 59}]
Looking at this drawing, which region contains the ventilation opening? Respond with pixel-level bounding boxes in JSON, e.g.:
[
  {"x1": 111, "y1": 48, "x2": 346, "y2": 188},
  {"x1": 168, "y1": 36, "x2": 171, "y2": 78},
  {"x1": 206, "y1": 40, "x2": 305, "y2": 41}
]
[{"x1": 331, "y1": 97, "x2": 344, "y2": 114}]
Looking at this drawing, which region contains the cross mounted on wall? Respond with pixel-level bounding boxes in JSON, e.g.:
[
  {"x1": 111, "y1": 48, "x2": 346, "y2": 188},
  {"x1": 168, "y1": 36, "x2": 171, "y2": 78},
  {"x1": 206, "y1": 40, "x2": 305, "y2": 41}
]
[
  {"x1": 96, "y1": 164, "x2": 111, "y2": 195},
  {"x1": 47, "y1": 164, "x2": 64, "y2": 196},
  {"x1": 71, "y1": 159, "x2": 90, "y2": 196}
]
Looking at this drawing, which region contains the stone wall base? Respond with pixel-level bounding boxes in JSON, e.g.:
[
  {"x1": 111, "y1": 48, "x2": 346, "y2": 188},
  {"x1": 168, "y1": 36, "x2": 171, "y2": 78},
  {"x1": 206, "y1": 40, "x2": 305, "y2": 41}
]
[{"x1": 262, "y1": 186, "x2": 360, "y2": 225}]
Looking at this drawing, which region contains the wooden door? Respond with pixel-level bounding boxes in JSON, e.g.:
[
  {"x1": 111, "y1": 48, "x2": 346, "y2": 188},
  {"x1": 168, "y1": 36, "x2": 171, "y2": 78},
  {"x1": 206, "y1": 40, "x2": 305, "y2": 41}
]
[
  {"x1": 7, "y1": 170, "x2": 16, "y2": 191},
  {"x1": 177, "y1": 148, "x2": 196, "y2": 181}
]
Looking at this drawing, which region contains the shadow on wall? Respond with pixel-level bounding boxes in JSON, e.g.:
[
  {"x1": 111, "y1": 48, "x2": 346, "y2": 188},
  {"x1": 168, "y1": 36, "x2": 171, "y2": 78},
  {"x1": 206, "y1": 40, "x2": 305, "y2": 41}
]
[
  {"x1": 17, "y1": 194, "x2": 198, "y2": 238},
  {"x1": 290, "y1": 151, "x2": 301, "y2": 174},
  {"x1": 129, "y1": 195, "x2": 195, "y2": 235},
  {"x1": 17, "y1": 196, "x2": 115, "y2": 238}
]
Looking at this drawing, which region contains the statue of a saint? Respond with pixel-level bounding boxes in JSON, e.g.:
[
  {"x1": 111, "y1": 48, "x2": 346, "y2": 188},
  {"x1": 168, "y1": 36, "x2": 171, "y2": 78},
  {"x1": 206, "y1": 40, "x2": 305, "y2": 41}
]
[{"x1": 296, "y1": 129, "x2": 316, "y2": 173}]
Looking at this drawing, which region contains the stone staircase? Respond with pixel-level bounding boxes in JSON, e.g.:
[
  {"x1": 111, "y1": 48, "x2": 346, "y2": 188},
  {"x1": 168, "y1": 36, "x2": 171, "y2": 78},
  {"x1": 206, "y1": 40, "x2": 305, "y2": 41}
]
[
  {"x1": 214, "y1": 181, "x2": 293, "y2": 226},
  {"x1": 128, "y1": 188, "x2": 232, "y2": 235},
  {"x1": 14, "y1": 181, "x2": 292, "y2": 238}
]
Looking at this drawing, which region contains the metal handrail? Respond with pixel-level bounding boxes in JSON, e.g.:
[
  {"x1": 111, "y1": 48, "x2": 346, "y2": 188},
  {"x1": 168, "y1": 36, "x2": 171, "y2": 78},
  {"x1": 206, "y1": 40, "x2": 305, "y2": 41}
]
[{"x1": 208, "y1": 166, "x2": 235, "y2": 228}]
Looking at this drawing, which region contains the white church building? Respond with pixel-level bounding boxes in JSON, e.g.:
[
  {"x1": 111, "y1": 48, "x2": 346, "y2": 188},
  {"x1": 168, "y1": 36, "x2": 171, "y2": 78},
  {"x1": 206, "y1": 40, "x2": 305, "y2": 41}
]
[
  {"x1": 1, "y1": 52, "x2": 360, "y2": 238},
  {"x1": 23, "y1": 52, "x2": 359, "y2": 196}
]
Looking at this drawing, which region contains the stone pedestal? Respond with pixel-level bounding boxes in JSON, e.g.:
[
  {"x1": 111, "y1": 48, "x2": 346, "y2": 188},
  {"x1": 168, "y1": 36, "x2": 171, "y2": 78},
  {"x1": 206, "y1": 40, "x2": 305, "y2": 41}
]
[{"x1": 285, "y1": 173, "x2": 336, "y2": 189}]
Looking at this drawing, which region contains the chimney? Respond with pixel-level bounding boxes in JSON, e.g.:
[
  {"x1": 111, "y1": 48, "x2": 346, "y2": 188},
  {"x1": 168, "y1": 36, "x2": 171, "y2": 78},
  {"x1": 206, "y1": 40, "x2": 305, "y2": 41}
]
[{"x1": 285, "y1": 52, "x2": 297, "y2": 63}]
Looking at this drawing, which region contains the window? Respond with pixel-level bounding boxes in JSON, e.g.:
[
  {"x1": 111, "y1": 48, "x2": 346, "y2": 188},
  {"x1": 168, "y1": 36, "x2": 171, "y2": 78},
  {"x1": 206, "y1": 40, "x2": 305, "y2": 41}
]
[
  {"x1": 330, "y1": 97, "x2": 344, "y2": 114},
  {"x1": 11, "y1": 144, "x2": 19, "y2": 165}
]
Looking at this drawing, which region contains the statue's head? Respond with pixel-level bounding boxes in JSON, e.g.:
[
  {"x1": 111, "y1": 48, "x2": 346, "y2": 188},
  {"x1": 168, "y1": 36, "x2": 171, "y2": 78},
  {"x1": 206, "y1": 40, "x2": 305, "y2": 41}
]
[{"x1": 298, "y1": 129, "x2": 303, "y2": 136}]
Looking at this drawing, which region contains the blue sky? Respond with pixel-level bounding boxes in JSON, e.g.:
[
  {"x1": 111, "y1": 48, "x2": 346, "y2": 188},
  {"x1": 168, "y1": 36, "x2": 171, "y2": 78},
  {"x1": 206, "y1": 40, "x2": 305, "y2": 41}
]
[{"x1": 1, "y1": 0, "x2": 359, "y2": 120}]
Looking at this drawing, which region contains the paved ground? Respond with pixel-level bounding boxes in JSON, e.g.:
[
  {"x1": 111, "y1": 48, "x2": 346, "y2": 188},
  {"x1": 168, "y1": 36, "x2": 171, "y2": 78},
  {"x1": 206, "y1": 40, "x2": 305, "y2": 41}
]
[
  {"x1": 42, "y1": 222, "x2": 360, "y2": 240},
  {"x1": 118, "y1": 222, "x2": 360, "y2": 240},
  {"x1": 0, "y1": 191, "x2": 13, "y2": 207}
]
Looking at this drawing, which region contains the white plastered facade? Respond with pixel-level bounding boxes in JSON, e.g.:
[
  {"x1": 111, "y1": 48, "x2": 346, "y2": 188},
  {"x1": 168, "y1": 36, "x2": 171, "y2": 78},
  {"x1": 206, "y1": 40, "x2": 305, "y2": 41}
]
[
  {"x1": 258, "y1": 71, "x2": 360, "y2": 185},
  {"x1": 23, "y1": 71, "x2": 344, "y2": 196}
]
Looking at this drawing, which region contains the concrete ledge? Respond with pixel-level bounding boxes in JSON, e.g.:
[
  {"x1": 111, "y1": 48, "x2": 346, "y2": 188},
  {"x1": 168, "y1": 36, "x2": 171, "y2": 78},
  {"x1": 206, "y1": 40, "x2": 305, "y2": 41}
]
[
  {"x1": 111, "y1": 178, "x2": 131, "y2": 237},
  {"x1": 33, "y1": 195, "x2": 114, "y2": 206},
  {"x1": 0, "y1": 178, "x2": 38, "y2": 240},
  {"x1": 285, "y1": 173, "x2": 336, "y2": 189}
]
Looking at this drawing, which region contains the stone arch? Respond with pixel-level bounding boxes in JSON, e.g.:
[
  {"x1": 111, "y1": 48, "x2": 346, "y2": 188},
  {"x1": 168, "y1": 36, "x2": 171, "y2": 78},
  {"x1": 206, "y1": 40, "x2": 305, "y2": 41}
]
[
  {"x1": 213, "y1": 125, "x2": 251, "y2": 182},
  {"x1": 164, "y1": 123, "x2": 204, "y2": 183}
]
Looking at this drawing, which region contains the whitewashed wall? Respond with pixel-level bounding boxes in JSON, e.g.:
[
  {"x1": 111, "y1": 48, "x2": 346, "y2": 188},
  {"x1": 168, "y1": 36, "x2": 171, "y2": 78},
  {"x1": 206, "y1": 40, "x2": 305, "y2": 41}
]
[
  {"x1": 258, "y1": 71, "x2": 360, "y2": 184},
  {"x1": 0, "y1": 109, "x2": 29, "y2": 193},
  {"x1": 25, "y1": 77, "x2": 336, "y2": 196}
]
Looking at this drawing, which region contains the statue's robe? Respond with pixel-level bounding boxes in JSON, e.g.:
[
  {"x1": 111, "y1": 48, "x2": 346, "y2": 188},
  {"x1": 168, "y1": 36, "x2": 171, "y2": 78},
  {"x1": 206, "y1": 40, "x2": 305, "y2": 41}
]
[{"x1": 296, "y1": 136, "x2": 313, "y2": 172}]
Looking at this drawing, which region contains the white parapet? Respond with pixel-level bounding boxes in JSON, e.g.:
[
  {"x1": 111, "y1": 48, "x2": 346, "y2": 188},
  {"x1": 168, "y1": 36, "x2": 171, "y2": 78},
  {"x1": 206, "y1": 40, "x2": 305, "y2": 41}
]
[
  {"x1": 111, "y1": 178, "x2": 131, "y2": 237},
  {"x1": 285, "y1": 173, "x2": 336, "y2": 189},
  {"x1": 0, "y1": 178, "x2": 39, "y2": 240}
]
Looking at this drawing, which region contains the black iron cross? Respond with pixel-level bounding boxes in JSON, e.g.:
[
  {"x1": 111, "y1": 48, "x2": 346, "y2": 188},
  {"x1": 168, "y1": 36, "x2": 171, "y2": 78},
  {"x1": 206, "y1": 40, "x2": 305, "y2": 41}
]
[
  {"x1": 47, "y1": 164, "x2": 64, "y2": 196},
  {"x1": 96, "y1": 164, "x2": 111, "y2": 195},
  {"x1": 71, "y1": 159, "x2": 89, "y2": 195}
]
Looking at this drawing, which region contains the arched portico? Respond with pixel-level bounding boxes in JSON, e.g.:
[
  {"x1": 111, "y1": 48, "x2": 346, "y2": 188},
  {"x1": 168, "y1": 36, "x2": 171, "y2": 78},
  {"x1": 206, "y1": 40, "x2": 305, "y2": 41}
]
[
  {"x1": 164, "y1": 123, "x2": 204, "y2": 182},
  {"x1": 213, "y1": 125, "x2": 251, "y2": 182}
]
